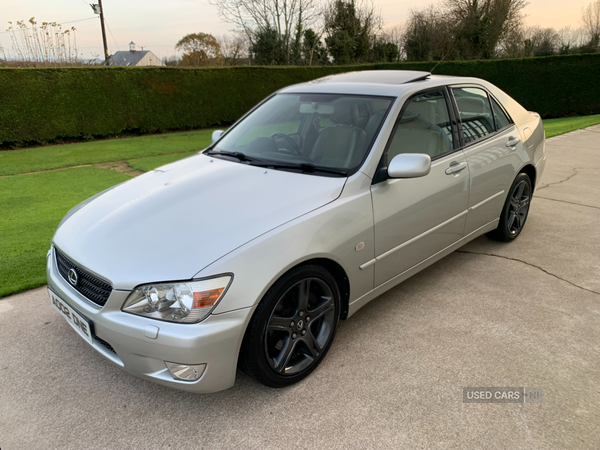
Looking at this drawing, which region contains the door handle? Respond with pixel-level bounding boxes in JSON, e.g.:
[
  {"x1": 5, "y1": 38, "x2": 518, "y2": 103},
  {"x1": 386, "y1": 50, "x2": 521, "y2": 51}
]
[
  {"x1": 506, "y1": 137, "x2": 521, "y2": 148},
  {"x1": 445, "y1": 161, "x2": 468, "y2": 175}
]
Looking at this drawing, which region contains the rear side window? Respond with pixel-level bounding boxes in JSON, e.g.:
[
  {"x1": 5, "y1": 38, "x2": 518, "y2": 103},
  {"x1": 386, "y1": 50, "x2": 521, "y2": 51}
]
[
  {"x1": 491, "y1": 97, "x2": 512, "y2": 130},
  {"x1": 452, "y1": 87, "x2": 495, "y2": 145}
]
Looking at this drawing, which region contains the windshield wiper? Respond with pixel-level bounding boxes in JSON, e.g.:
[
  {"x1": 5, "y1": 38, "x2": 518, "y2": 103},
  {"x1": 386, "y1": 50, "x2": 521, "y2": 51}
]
[
  {"x1": 252, "y1": 162, "x2": 348, "y2": 177},
  {"x1": 205, "y1": 150, "x2": 347, "y2": 177},
  {"x1": 204, "y1": 149, "x2": 257, "y2": 162}
]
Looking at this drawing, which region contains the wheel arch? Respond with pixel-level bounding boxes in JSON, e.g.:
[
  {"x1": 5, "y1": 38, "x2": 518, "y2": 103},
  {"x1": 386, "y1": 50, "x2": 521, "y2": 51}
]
[
  {"x1": 297, "y1": 258, "x2": 351, "y2": 320},
  {"x1": 519, "y1": 163, "x2": 537, "y2": 192}
]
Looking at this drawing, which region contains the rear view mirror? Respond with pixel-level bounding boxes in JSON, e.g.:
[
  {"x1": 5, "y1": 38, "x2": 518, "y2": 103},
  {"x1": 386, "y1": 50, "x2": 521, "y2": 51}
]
[
  {"x1": 211, "y1": 130, "x2": 225, "y2": 145},
  {"x1": 388, "y1": 153, "x2": 431, "y2": 178},
  {"x1": 299, "y1": 103, "x2": 335, "y2": 114}
]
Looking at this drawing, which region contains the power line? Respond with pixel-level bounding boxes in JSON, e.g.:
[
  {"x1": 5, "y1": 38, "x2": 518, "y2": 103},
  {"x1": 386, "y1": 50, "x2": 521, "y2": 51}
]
[
  {"x1": 0, "y1": 17, "x2": 98, "y2": 35},
  {"x1": 104, "y1": 18, "x2": 120, "y2": 51}
]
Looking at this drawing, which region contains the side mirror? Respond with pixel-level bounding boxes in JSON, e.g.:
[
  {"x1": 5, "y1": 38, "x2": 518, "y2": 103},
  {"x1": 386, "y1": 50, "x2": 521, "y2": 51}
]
[
  {"x1": 211, "y1": 130, "x2": 225, "y2": 145},
  {"x1": 388, "y1": 153, "x2": 431, "y2": 179}
]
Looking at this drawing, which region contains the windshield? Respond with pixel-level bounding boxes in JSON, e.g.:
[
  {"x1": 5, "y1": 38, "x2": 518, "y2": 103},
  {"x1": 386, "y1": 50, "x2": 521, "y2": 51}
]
[{"x1": 210, "y1": 93, "x2": 393, "y2": 175}]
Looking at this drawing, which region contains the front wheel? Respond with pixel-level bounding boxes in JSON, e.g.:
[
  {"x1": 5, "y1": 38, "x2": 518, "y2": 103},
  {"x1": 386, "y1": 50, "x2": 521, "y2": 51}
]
[
  {"x1": 487, "y1": 173, "x2": 532, "y2": 242},
  {"x1": 240, "y1": 265, "x2": 340, "y2": 388}
]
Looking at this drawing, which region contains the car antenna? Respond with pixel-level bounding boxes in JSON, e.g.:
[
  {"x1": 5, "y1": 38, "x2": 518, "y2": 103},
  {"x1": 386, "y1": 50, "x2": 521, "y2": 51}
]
[
  {"x1": 430, "y1": 39, "x2": 457, "y2": 74},
  {"x1": 430, "y1": 52, "x2": 448, "y2": 74}
]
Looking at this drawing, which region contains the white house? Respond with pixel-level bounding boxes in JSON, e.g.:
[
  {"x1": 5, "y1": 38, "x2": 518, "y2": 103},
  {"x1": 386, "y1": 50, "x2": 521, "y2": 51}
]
[{"x1": 110, "y1": 41, "x2": 164, "y2": 67}]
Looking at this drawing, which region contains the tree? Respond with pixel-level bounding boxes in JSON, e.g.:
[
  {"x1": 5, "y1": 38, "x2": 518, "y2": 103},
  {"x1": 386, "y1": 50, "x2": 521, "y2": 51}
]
[
  {"x1": 176, "y1": 32, "x2": 223, "y2": 66},
  {"x1": 251, "y1": 27, "x2": 287, "y2": 65},
  {"x1": 447, "y1": 0, "x2": 528, "y2": 60},
  {"x1": 557, "y1": 27, "x2": 584, "y2": 54},
  {"x1": 582, "y1": 0, "x2": 600, "y2": 41},
  {"x1": 302, "y1": 28, "x2": 328, "y2": 65},
  {"x1": 372, "y1": 41, "x2": 399, "y2": 62},
  {"x1": 581, "y1": 0, "x2": 600, "y2": 52},
  {"x1": 380, "y1": 24, "x2": 404, "y2": 61},
  {"x1": 218, "y1": 34, "x2": 248, "y2": 65},
  {"x1": 323, "y1": 0, "x2": 382, "y2": 64},
  {"x1": 403, "y1": 7, "x2": 454, "y2": 62},
  {"x1": 208, "y1": 0, "x2": 319, "y2": 65}
]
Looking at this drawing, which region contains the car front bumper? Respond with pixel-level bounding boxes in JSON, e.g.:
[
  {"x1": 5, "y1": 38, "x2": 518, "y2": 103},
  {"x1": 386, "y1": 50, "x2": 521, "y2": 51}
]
[{"x1": 46, "y1": 247, "x2": 253, "y2": 393}]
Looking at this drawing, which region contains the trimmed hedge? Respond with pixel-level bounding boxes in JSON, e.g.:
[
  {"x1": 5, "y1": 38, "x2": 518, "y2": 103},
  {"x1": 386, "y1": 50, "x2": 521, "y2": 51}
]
[{"x1": 1, "y1": 53, "x2": 599, "y2": 146}]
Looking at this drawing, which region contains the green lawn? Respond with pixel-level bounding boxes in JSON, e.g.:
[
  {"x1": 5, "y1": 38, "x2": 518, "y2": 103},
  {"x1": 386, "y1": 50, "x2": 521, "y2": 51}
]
[
  {"x1": 0, "y1": 168, "x2": 131, "y2": 298},
  {"x1": 0, "y1": 128, "x2": 214, "y2": 298},
  {"x1": 0, "y1": 129, "x2": 213, "y2": 176},
  {"x1": 544, "y1": 114, "x2": 600, "y2": 138},
  {"x1": 0, "y1": 115, "x2": 598, "y2": 299},
  {"x1": 128, "y1": 151, "x2": 199, "y2": 172}
]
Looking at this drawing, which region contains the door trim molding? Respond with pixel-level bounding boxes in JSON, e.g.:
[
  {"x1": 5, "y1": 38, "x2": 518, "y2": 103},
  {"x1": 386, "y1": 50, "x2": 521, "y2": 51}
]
[
  {"x1": 469, "y1": 190, "x2": 505, "y2": 211},
  {"x1": 359, "y1": 209, "x2": 468, "y2": 270},
  {"x1": 350, "y1": 218, "x2": 500, "y2": 317}
]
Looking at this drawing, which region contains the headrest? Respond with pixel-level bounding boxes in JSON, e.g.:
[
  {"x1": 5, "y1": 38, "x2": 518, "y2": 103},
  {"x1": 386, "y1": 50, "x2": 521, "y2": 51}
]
[
  {"x1": 409, "y1": 101, "x2": 436, "y2": 124},
  {"x1": 457, "y1": 97, "x2": 486, "y2": 114},
  {"x1": 330, "y1": 100, "x2": 359, "y2": 126}
]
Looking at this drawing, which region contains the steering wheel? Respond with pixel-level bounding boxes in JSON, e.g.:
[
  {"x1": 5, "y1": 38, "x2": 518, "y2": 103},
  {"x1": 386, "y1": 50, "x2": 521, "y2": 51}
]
[{"x1": 270, "y1": 132, "x2": 303, "y2": 156}]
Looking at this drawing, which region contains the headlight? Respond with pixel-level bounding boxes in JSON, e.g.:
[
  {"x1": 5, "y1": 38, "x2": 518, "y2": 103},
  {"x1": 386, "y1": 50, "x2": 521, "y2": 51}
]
[{"x1": 122, "y1": 275, "x2": 232, "y2": 323}]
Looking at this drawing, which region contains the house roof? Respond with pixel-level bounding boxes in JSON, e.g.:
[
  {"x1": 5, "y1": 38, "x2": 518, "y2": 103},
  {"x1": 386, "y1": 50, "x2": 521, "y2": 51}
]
[{"x1": 111, "y1": 50, "x2": 150, "y2": 66}]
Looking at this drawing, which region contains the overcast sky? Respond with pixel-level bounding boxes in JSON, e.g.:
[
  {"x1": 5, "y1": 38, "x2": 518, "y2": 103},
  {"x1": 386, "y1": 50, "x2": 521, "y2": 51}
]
[{"x1": 0, "y1": 0, "x2": 593, "y2": 60}]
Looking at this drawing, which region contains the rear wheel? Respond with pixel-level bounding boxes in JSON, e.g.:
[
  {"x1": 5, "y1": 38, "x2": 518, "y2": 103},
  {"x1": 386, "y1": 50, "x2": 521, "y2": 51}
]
[
  {"x1": 240, "y1": 265, "x2": 340, "y2": 388},
  {"x1": 487, "y1": 173, "x2": 532, "y2": 242}
]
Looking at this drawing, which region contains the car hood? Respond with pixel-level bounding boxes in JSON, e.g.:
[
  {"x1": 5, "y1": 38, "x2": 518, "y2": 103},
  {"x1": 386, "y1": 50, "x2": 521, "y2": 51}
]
[{"x1": 53, "y1": 154, "x2": 346, "y2": 290}]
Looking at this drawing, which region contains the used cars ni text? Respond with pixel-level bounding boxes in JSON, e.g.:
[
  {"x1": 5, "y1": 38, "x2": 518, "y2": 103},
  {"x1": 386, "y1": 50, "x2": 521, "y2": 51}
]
[{"x1": 47, "y1": 70, "x2": 546, "y2": 392}]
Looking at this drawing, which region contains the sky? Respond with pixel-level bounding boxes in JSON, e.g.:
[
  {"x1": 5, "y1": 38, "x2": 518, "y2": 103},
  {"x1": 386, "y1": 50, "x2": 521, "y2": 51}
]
[{"x1": 0, "y1": 0, "x2": 593, "y2": 60}]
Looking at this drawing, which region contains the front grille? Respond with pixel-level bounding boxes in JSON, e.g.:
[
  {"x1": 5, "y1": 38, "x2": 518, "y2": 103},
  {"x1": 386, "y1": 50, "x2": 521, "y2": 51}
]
[
  {"x1": 94, "y1": 335, "x2": 116, "y2": 354},
  {"x1": 55, "y1": 249, "x2": 112, "y2": 307}
]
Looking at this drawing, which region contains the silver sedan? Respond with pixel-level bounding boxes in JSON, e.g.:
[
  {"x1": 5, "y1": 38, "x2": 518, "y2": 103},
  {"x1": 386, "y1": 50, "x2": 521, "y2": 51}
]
[{"x1": 47, "y1": 70, "x2": 546, "y2": 392}]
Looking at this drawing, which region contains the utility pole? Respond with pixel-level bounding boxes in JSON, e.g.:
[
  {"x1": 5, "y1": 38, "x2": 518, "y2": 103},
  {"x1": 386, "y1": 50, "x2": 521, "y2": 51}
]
[{"x1": 91, "y1": 1, "x2": 109, "y2": 65}]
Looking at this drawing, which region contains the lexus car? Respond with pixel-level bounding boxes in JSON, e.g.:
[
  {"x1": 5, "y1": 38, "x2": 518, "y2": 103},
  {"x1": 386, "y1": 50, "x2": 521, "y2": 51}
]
[{"x1": 47, "y1": 70, "x2": 546, "y2": 392}]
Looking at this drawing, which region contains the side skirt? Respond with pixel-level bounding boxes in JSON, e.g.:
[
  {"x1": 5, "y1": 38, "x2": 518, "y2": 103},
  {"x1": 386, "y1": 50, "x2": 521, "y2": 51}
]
[{"x1": 346, "y1": 218, "x2": 499, "y2": 318}]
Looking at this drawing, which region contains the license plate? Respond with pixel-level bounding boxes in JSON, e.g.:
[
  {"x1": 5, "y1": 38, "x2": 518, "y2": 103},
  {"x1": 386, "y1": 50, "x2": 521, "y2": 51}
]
[{"x1": 49, "y1": 288, "x2": 94, "y2": 345}]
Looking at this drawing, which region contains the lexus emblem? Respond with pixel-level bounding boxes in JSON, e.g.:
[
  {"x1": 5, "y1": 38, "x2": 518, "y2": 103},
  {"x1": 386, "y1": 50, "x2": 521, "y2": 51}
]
[
  {"x1": 68, "y1": 268, "x2": 79, "y2": 286},
  {"x1": 297, "y1": 320, "x2": 304, "y2": 330}
]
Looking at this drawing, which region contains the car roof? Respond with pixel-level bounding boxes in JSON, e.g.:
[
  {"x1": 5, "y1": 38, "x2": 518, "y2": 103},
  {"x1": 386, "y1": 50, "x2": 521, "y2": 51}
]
[{"x1": 278, "y1": 70, "x2": 479, "y2": 97}]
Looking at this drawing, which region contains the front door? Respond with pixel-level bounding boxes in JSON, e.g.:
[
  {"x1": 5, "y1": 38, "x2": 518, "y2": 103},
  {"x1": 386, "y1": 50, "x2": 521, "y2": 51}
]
[{"x1": 371, "y1": 88, "x2": 470, "y2": 286}]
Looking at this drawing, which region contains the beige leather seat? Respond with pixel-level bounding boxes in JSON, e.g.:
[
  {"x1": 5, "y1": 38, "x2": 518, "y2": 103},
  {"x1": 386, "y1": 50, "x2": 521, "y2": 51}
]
[
  {"x1": 388, "y1": 127, "x2": 443, "y2": 159},
  {"x1": 310, "y1": 101, "x2": 366, "y2": 168},
  {"x1": 388, "y1": 101, "x2": 450, "y2": 159},
  {"x1": 456, "y1": 97, "x2": 486, "y2": 114}
]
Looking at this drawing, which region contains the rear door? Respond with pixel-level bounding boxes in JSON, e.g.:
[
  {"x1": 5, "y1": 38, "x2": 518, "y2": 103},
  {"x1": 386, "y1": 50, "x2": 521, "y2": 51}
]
[
  {"x1": 370, "y1": 88, "x2": 470, "y2": 287},
  {"x1": 449, "y1": 86, "x2": 525, "y2": 234}
]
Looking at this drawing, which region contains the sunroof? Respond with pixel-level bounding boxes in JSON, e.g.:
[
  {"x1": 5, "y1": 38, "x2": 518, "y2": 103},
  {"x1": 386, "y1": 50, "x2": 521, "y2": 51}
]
[{"x1": 321, "y1": 70, "x2": 431, "y2": 85}]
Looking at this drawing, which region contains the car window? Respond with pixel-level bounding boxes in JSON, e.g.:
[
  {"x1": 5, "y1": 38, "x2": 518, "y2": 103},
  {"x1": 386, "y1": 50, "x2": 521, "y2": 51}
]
[
  {"x1": 452, "y1": 87, "x2": 495, "y2": 145},
  {"x1": 491, "y1": 97, "x2": 512, "y2": 130},
  {"x1": 386, "y1": 90, "x2": 454, "y2": 161},
  {"x1": 213, "y1": 93, "x2": 393, "y2": 173},
  {"x1": 235, "y1": 101, "x2": 302, "y2": 146}
]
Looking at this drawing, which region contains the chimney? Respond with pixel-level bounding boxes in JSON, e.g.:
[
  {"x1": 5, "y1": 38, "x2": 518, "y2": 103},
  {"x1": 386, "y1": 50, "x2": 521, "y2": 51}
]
[{"x1": 129, "y1": 41, "x2": 136, "y2": 52}]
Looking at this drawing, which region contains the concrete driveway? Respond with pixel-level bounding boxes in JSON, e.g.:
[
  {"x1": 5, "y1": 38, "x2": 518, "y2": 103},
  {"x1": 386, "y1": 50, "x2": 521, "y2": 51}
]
[{"x1": 1, "y1": 127, "x2": 599, "y2": 450}]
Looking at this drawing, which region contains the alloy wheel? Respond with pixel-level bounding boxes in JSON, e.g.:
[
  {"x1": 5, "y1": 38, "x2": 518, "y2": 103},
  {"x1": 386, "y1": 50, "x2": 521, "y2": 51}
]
[
  {"x1": 264, "y1": 277, "x2": 336, "y2": 376},
  {"x1": 507, "y1": 180, "x2": 531, "y2": 236}
]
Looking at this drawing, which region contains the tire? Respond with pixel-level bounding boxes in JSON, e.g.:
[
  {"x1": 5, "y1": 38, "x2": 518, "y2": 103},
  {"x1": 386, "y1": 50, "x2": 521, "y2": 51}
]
[
  {"x1": 487, "y1": 173, "x2": 532, "y2": 242},
  {"x1": 240, "y1": 265, "x2": 341, "y2": 388}
]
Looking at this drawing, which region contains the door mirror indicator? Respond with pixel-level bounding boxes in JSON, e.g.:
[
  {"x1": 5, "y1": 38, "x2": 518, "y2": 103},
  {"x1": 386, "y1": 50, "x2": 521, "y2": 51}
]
[{"x1": 387, "y1": 154, "x2": 431, "y2": 179}]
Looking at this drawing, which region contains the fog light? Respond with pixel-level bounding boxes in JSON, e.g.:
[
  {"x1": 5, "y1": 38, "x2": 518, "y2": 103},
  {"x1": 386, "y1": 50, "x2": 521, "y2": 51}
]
[{"x1": 165, "y1": 362, "x2": 206, "y2": 381}]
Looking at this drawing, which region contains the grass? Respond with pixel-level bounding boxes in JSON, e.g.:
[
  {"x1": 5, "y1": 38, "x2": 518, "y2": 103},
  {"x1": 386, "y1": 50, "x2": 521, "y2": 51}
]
[
  {"x1": 0, "y1": 129, "x2": 213, "y2": 176},
  {"x1": 0, "y1": 114, "x2": 598, "y2": 299},
  {"x1": 128, "y1": 151, "x2": 199, "y2": 172},
  {"x1": 544, "y1": 114, "x2": 600, "y2": 138},
  {"x1": 0, "y1": 168, "x2": 131, "y2": 298}
]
